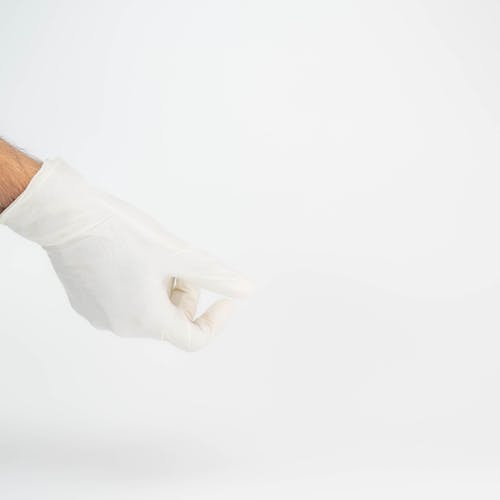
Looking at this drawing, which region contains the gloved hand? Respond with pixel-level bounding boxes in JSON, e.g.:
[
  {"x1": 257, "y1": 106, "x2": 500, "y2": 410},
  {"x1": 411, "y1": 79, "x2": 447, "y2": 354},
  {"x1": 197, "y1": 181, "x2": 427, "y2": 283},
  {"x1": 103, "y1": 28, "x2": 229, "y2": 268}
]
[{"x1": 0, "y1": 159, "x2": 251, "y2": 351}]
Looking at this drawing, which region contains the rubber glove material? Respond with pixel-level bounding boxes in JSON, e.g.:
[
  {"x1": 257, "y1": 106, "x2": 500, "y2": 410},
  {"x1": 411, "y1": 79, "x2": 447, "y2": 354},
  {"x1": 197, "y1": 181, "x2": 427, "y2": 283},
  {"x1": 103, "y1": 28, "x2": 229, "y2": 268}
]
[{"x1": 0, "y1": 159, "x2": 251, "y2": 351}]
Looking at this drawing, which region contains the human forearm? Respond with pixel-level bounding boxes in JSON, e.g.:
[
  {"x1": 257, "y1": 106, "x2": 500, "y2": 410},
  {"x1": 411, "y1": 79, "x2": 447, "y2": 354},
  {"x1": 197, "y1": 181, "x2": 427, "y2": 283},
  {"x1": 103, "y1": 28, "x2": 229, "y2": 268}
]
[{"x1": 0, "y1": 139, "x2": 41, "y2": 211}]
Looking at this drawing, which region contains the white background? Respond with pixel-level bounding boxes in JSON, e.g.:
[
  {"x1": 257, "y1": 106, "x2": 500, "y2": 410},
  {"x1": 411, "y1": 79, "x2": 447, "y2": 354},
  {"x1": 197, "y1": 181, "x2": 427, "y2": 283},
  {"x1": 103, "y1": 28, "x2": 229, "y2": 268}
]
[{"x1": 1, "y1": 0, "x2": 500, "y2": 498}]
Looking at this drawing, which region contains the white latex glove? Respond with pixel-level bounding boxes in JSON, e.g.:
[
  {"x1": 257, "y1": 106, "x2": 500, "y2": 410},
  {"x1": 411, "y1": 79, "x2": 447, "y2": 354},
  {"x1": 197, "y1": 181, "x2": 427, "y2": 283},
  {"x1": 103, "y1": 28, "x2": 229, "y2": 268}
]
[{"x1": 0, "y1": 159, "x2": 251, "y2": 351}]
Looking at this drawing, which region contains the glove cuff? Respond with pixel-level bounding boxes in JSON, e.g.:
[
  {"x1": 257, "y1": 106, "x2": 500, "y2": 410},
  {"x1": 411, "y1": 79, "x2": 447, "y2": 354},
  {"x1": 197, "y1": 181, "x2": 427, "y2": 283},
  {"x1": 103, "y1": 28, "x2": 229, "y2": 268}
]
[{"x1": 0, "y1": 158, "x2": 108, "y2": 247}]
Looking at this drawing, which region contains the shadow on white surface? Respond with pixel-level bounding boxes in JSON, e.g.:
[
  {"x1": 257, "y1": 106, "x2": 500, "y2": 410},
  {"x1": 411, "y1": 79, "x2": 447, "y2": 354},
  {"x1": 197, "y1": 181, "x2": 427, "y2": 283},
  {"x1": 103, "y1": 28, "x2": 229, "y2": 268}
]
[{"x1": 0, "y1": 425, "x2": 231, "y2": 481}]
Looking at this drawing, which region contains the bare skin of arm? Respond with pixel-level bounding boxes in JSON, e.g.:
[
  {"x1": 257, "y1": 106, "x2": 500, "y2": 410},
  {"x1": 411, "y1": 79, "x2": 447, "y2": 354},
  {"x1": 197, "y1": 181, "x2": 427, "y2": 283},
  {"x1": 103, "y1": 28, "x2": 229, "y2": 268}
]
[{"x1": 0, "y1": 139, "x2": 41, "y2": 212}]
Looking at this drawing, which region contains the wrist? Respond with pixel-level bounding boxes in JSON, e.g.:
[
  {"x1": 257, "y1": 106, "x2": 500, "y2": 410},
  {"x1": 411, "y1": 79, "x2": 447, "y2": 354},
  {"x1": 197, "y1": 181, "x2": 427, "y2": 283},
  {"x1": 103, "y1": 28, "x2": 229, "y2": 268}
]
[
  {"x1": 0, "y1": 140, "x2": 41, "y2": 211},
  {"x1": 0, "y1": 158, "x2": 109, "y2": 247}
]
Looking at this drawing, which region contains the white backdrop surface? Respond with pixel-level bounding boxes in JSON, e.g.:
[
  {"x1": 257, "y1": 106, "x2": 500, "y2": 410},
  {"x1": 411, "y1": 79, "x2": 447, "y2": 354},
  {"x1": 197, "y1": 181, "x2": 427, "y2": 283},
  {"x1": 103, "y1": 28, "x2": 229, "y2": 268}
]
[{"x1": 1, "y1": 0, "x2": 500, "y2": 498}]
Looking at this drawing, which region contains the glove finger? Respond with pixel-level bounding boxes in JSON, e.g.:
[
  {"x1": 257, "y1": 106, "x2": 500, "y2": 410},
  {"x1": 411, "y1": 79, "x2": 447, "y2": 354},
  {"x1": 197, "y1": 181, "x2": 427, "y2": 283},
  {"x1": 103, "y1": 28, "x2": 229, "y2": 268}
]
[
  {"x1": 162, "y1": 298, "x2": 235, "y2": 351},
  {"x1": 186, "y1": 298, "x2": 235, "y2": 351},
  {"x1": 171, "y1": 248, "x2": 253, "y2": 298},
  {"x1": 195, "y1": 298, "x2": 235, "y2": 334},
  {"x1": 169, "y1": 278, "x2": 200, "y2": 320}
]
